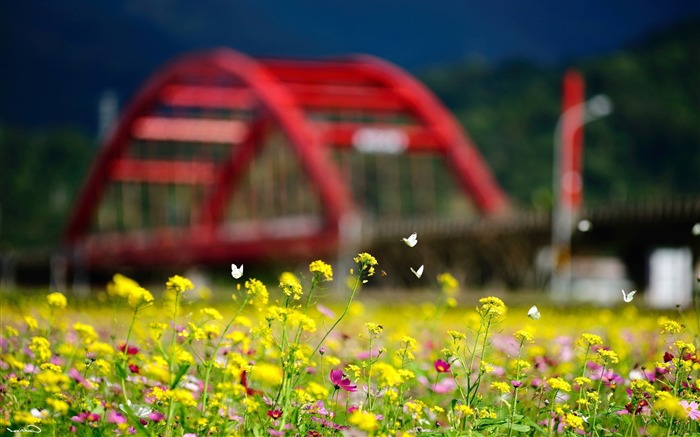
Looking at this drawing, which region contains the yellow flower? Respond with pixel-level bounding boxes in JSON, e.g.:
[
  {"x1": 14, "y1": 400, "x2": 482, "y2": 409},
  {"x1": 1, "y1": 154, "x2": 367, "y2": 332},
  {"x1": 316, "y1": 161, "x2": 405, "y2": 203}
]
[
  {"x1": 579, "y1": 333, "x2": 603, "y2": 347},
  {"x1": 127, "y1": 286, "x2": 154, "y2": 309},
  {"x1": 437, "y1": 272, "x2": 459, "y2": 297},
  {"x1": 365, "y1": 322, "x2": 384, "y2": 335},
  {"x1": 46, "y1": 292, "x2": 67, "y2": 309},
  {"x1": 244, "y1": 278, "x2": 269, "y2": 306},
  {"x1": 29, "y1": 336, "x2": 52, "y2": 362},
  {"x1": 149, "y1": 322, "x2": 168, "y2": 341},
  {"x1": 596, "y1": 349, "x2": 619, "y2": 364},
  {"x1": 107, "y1": 273, "x2": 141, "y2": 298},
  {"x1": 455, "y1": 405, "x2": 475, "y2": 417},
  {"x1": 166, "y1": 275, "x2": 194, "y2": 294},
  {"x1": 24, "y1": 316, "x2": 38, "y2": 331},
  {"x1": 354, "y1": 252, "x2": 378, "y2": 277},
  {"x1": 349, "y1": 410, "x2": 378, "y2": 431},
  {"x1": 490, "y1": 381, "x2": 511, "y2": 394},
  {"x1": 514, "y1": 329, "x2": 534, "y2": 343},
  {"x1": 289, "y1": 311, "x2": 316, "y2": 332},
  {"x1": 46, "y1": 398, "x2": 69, "y2": 415},
  {"x1": 547, "y1": 377, "x2": 571, "y2": 393},
  {"x1": 477, "y1": 296, "x2": 506, "y2": 319},
  {"x1": 200, "y1": 307, "x2": 223, "y2": 320},
  {"x1": 73, "y1": 322, "x2": 98, "y2": 346},
  {"x1": 279, "y1": 277, "x2": 303, "y2": 300},
  {"x1": 563, "y1": 413, "x2": 584, "y2": 430},
  {"x1": 309, "y1": 260, "x2": 333, "y2": 282},
  {"x1": 168, "y1": 388, "x2": 197, "y2": 407},
  {"x1": 307, "y1": 381, "x2": 329, "y2": 399},
  {"x1": 659, "y1": 318, "x2": 683, "y2": 334},
  {"x1": 250, "y1": 362, "x2": 282, "y2": 386}
]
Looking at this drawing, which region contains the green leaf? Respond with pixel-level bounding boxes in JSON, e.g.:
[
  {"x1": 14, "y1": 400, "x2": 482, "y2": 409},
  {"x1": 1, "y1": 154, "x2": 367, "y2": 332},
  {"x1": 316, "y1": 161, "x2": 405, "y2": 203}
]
[
  {"x1": 115, "y1": 361, "x2": 127, "y2": 380},
  {"x1": 170, "y1": 363, "x2": 191, "y2": 389}
]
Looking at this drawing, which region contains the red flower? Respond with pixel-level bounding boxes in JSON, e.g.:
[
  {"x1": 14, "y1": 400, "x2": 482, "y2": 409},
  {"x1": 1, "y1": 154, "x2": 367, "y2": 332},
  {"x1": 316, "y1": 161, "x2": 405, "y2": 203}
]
[
  {"x1": 267, "y1": 409, "x2": 282, "y2": 419},
  {"x1": 118, "y1": 343, "x2": 139, "y2": 355},
  {"x1": 434, "y1": 359, "x2": 451, "y2": 373},
  {"x1": 128, "y1": 363, "x2": 140, "y2": 374},
  {"x1": 330, "y1": 369, "x2": 357, "y2": 392}
]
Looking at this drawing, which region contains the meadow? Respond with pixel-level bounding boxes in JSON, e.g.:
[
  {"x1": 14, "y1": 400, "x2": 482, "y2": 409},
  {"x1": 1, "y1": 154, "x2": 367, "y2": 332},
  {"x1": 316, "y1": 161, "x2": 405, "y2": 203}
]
[{"x1": 1, "y1": 252, "x2": 699, "y2": 436}]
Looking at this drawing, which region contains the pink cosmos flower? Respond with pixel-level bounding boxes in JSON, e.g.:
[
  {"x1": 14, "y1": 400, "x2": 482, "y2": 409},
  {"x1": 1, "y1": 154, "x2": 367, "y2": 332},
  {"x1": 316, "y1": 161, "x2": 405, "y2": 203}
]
[
  {"x1": 434, "y1": 359, "x2": 451, "y2": 373},
  {"x1": 680, "y1": 400, "x2": 700, "y2": 420},
  {"x1": 330, "y1": 369, "x2": 357, "y2": 392}
]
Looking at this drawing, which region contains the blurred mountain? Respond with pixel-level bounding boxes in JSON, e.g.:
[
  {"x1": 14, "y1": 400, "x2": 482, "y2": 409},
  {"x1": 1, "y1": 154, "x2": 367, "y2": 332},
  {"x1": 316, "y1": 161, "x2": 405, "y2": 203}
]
[{"x1": 1, "y1": 0, "x2": 699, "y2": 133}]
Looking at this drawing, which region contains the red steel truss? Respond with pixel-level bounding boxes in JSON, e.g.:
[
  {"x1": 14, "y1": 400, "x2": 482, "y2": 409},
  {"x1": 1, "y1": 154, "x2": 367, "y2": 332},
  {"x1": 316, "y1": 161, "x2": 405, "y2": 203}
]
[{"x1": 63, "y1": 49, "x2": 509, "y2": 268}]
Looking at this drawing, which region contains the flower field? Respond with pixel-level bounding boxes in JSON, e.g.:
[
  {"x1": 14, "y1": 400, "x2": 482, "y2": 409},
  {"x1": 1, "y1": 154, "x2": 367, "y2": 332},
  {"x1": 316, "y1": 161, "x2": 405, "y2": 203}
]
[{"x1": 1, "y1": 253, "x2": 699, "y2": 436}]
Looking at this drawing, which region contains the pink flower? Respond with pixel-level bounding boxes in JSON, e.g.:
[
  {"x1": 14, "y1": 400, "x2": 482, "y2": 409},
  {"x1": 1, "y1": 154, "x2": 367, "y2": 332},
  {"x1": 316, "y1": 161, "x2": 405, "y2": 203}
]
[
  {"x1": 434, "y1": 359, "x2": 451, "y2": 373},
  {"x1": 680, "y1": 400, "x2": 700, "y2": 420},
  {"x1": 330, "y1": 369, "x2": 357, "y2": 392}
]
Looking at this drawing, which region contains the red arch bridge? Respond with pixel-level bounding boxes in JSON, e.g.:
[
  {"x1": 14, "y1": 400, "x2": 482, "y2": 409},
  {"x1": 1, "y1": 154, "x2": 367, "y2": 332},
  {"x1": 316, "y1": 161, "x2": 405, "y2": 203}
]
[{"x1": 39, "y1": 49, "x2": 700, "y2": 292}]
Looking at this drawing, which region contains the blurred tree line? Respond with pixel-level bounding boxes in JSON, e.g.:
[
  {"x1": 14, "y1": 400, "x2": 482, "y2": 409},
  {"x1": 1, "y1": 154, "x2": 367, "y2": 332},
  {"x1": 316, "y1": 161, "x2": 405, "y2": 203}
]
[
  {"x1": 1, "y1": 19, "x2": 698, "y2": 251},
  {"x1": 421, "y1": 18, "x2": 699, "y2": 210}
]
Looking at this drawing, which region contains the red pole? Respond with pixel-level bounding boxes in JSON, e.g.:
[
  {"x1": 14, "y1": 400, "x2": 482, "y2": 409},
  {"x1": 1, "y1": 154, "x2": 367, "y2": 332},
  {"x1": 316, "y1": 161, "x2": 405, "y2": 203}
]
[{"x1": 560, "y1": 69, "x2": 585, "y2": 214}]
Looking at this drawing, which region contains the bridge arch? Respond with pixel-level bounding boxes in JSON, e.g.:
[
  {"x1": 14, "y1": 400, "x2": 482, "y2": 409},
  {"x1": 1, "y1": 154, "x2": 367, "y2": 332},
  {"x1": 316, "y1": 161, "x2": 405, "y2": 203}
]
[{"x1": 63, "y1": 48, "x2": 508, "y2": 268}]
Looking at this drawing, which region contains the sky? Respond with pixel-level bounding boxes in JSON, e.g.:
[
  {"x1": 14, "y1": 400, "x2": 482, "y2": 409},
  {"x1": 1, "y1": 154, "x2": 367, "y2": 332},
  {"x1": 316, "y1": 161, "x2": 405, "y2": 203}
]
[{"x1": 2, "y1": 0, "x2": 699, "y2": 132}]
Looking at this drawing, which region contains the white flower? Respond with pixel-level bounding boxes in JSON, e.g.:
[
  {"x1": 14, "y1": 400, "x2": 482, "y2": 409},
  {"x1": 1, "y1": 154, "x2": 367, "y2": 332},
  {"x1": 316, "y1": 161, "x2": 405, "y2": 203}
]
[
  {"x1": 527, "y1": 305, "x2": 541, "y2": 320},
  {"x1": 621, "y1": 289, "x2": 636, "y2": 303},
  {"x1": 410, "y1": 265, "x2": 424, "y2": 278},
  {"x1": 402, "y1": 232, "x2": 418, "y2": 247},
  {"x1": 231, "y1": 264, "x2": 244, "y2": 279}
]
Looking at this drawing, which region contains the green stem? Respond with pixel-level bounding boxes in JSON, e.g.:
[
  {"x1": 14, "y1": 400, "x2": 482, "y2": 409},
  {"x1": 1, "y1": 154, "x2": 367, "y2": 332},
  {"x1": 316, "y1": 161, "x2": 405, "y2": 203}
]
[
  {"x1": 201, "y1": 295, "x2": 250, "y2": 412},
  {"x1": 310, "y1": 273, "x2": 362, "y2": 359}
]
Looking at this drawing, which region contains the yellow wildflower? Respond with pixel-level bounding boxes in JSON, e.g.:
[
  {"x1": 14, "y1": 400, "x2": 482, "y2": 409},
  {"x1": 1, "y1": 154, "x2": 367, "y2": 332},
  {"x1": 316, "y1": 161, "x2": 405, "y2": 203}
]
[
  {"x1": 579, "y1": 333, "x2": 603, "y2": 347},
  {"x1": 279, "y1": 278, "x2": 303, "y2": 300},
  {"x1": 166, "y1": 275, "x2": 194, "y2": 294},
  {"x1": 490, "y1": 381, "x2": 511, "y2": 394},
  {"x1": 477, "y1": 296, "x2": 506, "y2": 319},
  {"x1": 596, "y1": 349, "x2": 619, "y2": 364},
  {"x1": 563, "y1": 413, "x2": 584, "y2": 430},
  {"x1": 244, "y1": 278, "x2": 269, "y2": 306},
  {"x1": 309, "y1": 260, "x2": 333, "y2": 282},
  {"x1": 437, "y1": 272, "x2": 459, "y2": 297},
  {"x1": 349, "y1": 410, "x2": 378, "y2": 431},
  {"x1": 354, "y1": 252, "x2": 378, "y2": 277},
  {"x1": 514, "y1": 329, "x2": 534, "y2": 343},
  {"x1": 24, "y1": 316, "x2": 38, "y2": 331},
  {"x1": 29, "y1": 336, "x2": 52, "y2": 362},
  {"x1": 46, "y1": 292, "x2": 67, "y2": 309},
  {"x1": 659, "y1": 318, "x2": 683, "y2": 334},
  {"x1": 365, "y1": 322, "x2": 384, "y2": 335},
  {"x1": 73, "y1": 322, "x2": 98, "y2": 345},
  {"x1": 547, "y1": 377, "x2": 572, "y2": 393}
]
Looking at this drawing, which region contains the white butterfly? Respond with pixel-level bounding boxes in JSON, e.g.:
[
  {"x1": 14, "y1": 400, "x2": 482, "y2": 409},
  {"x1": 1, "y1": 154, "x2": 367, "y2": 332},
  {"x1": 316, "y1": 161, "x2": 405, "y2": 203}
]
[
  {"x1": 402, "y1": 232, "x2": 418, "y2": 247},
  {"x1": 527, "y1": 305, "x2": 541, "y2": 320},
  {"x1": 410, "y1": 265, "x2": 424, "y2": 278},
  {"x1": 621, "y1": 289, "x2": 636, "y2": 303},
  {"x1": 231, "y1": 264, "x2": 244, "y2": 279}
]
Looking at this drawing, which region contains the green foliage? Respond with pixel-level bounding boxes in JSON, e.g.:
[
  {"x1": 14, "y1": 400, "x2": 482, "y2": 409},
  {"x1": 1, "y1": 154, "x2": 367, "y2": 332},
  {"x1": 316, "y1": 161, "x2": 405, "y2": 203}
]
[
  {"x1": 0, "y1": 124, "x2": 94, "y2": 249},
  {"x1": 421, "y1": 18, "x2": 700, "y2": 209}
]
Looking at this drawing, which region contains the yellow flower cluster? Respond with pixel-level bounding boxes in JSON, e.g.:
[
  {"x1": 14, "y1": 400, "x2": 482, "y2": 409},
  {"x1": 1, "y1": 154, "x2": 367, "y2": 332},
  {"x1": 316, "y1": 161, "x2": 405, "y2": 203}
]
[
  {"x1": 309, "y1": 260, "x2": 333, "y2": 282},
  {"x1": 166, "y1": 275, "x2": 194, "y2": 294},
  {"x1": 547, "y1": 377, "x2": 572, "y2": 393},
  {"x1": 354, "y1": 252, "x2": 378, "y2": 277},
  {"x1": 244, "y1": 278, "x2": 269, "y2": 306},
  {"x1": 477, "y1": 296, "x2": 506, "y2": 319},
  {"x1": 46, "y1": 292, "x2": 67, "y2": 309},
  {"x1": 579, "y1": 333, "x2": 603, "y2": 347},
  {"x1": 349, "y1": 410, "x2": 378, "y2": 431},
  {"x1": 490, "y1": 381, "x2": 511, "y2": 394},
  {"x1": 659, "y1": 318, "x2": 683, "y2": 334},
  {"x1": 596, "y1": 349, "x2": 619, "y2": 364},
  {"x1": 437, "y1": 272, "x2": 459, "y2": 297}
]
